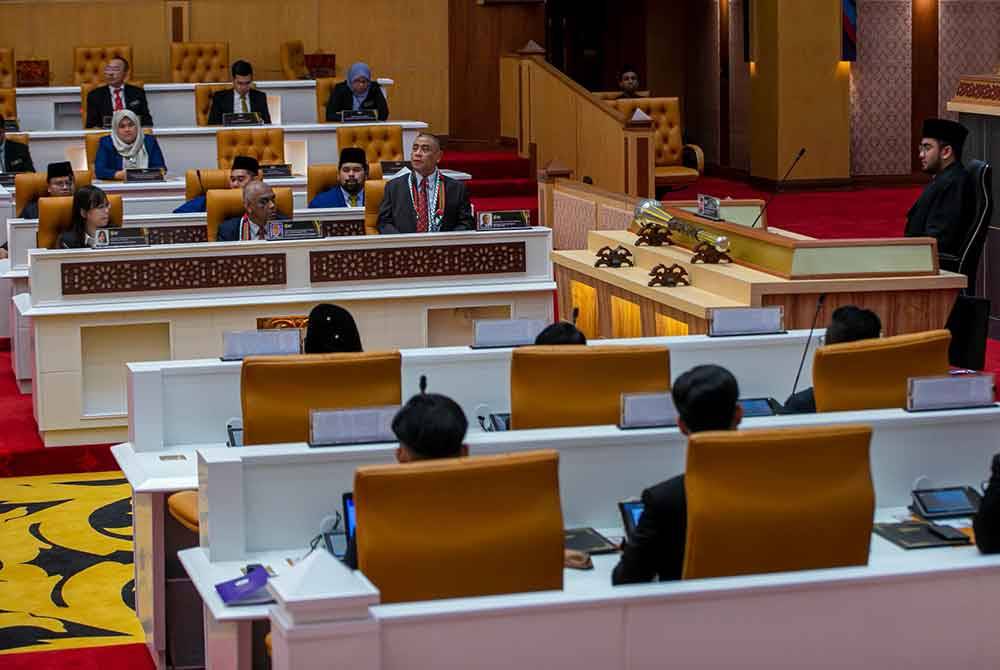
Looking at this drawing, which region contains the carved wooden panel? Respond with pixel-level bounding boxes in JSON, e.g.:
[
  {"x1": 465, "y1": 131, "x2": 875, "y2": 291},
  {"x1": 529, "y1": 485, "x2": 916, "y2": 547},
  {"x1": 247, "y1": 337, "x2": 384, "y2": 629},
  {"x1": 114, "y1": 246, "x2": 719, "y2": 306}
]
[
  {"x1": 321, "y1": 220, "x2": 366, "y2": 237},
  {"x1": 310, "y1": 242, "x2": 527, "y2": 283},
  {"x1": 146, "y1": 226, "x2": 209, "y2": 245}
]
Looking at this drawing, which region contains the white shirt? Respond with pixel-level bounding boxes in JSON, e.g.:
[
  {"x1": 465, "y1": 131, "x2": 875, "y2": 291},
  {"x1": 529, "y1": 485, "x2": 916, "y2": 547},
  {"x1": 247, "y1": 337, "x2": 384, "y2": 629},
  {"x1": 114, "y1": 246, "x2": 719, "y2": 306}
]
[{"x1": 340, "y1": 186, "x2": 364, "y2": 207}]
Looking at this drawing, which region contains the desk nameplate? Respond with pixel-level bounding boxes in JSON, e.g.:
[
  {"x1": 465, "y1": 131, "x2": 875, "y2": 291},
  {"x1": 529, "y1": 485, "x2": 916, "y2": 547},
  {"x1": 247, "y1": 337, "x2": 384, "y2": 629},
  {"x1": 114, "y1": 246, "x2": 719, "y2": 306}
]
[{"x1": 309, "y1": 241, "x2": 527, "y2": 283}]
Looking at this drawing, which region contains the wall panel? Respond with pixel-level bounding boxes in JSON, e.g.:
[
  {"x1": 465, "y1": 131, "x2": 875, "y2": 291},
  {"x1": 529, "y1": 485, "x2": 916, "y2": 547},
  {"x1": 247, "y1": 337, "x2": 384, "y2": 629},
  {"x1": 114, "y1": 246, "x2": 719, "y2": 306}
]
[{"x1": 938, "y1": 0, "x2": 1000, "y2": 120}]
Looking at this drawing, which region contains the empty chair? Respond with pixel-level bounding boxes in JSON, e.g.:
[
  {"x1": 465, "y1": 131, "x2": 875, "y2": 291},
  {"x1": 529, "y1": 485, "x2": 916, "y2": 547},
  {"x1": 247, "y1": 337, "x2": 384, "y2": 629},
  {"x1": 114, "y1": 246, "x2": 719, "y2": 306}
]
[
  {"x1": 170, "y1": 42, "x2": 229, "y2": 83},
  {"x1": 280, "y1": 40, "x2": 309, "y2": 80},
  {"x1": 362, "y1": 178, "x2": 386, "y2": 235},
  {"x1": 215, "y1": 128, "x2": 285, "y2": 169},
  {"x1": 0, "y1": 48, "x2": 13, "y2": 88}
]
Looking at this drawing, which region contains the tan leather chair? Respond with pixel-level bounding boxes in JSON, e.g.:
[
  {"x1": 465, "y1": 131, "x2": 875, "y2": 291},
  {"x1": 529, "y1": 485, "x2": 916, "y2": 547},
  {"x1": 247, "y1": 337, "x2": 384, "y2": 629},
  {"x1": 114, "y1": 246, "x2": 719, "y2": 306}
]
[
  {"x1": 37, "y1": 194, "x2": 123, "y2": 249},
  {"x1": 355, "y1": 450, "x2": 564, "y2": 604},
  {"x1": 594, "y1": 90, "x2": 650, "y2": 100},
  {"x1": 80, "y1": 81, "x2": 144, "y2": 127},
  {"x1": 0, "y1": 48, "x2": 13, "y2": 88},
  {"x1": 314, "y1": 77, "x2": 336, "y2": 122},
  {"x1": 170, "y1": 42, "x2": 229, "y2": 83},
  {"x1": 280, "y1": 40, "x2": 309, "y2": 80},
  {"x1": 510, "y1": 345, "x2": 670, "y2": 429},
  {"x1": 216, "y1": 128, "x2": 285, "y2": 169},
  {"x1": 0, "y1": 88, "x2": 16, "y2": 123},
  {"x1": 184, "y1": 168, "x2": 229, "y2": 200},
  {"x1": 363, "y1": 179, "x2": 385, "y2": 235},
  {"x1": 14, "y1": 170, "x2": 91, "y2": 217},
  {"x1": 610, "y1": 97, "x2": 704, "y2": 188},
  {"x1": 682, "y1": 424, "x2": 874, "y2": 580},
  {"x1": 85, "y1": 128, "x2": 152, "y2": 173},
  {"x1": 194, "y1": 83, "x2": 232, "y2": 126},
  {"x1": 73, "y1": 45, "x2": 131, "y2": 85},
  {"x1": 812, "y1": 329, "x2": 952, "y2": 412},
  {"x1": 167, "y1": 491, "x2": 199, "y2": 532},
  {"x1": 336, "y1": 125, "x2": 403, "y2": 166},
  {"x1": 241, "y1": 351, "x2": 402, "y2": 445},
  {"x1": 205, "y1": 186, "x2": 292, "y2": 241},
  {"x1": 306, "y1": 162, "x2": 383, "y2": 203}
]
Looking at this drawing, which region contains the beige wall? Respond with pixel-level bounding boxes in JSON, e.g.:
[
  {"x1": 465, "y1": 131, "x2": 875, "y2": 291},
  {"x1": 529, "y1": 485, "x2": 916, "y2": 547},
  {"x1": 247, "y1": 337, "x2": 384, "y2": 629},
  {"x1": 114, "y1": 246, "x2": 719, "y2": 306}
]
[{"x1": 0, "y1": 0, "x2": 450, "y2": 132}]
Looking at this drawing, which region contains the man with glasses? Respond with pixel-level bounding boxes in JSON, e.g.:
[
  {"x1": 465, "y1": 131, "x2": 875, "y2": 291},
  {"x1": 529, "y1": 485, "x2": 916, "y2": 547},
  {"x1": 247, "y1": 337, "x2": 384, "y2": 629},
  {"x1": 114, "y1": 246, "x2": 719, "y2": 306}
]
[
  {"x1": 18, "y1": 161, "x2": 75, "y2": 219},
  {"x1": 217, "y1": 181, "x2": 281, "y2": 241},
  {"x1": 85, "y1": 57, "x2": 153, "y2": 128}
]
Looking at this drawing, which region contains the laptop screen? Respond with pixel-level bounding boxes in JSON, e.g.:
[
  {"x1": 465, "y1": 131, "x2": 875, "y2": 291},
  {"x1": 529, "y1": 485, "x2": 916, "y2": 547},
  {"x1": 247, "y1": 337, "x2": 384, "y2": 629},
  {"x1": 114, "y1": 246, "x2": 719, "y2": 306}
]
[{"x1": 343, "y1": 492, "x2": 356, "y2": 539}]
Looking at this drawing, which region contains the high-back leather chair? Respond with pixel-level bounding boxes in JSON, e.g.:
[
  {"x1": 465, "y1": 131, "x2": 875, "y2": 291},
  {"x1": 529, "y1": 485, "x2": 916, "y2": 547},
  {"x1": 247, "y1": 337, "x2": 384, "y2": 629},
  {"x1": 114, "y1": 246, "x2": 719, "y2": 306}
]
[
  {"x1": 594, "y1": 90, "x2": 651, "y2": 100},
  {"x1": 170, "y1": 42, "x2": 229, "y2": 83},
  {"x1": 0, "y1": 88, "x2": 16, "y2": 123},
  {"x1": 363, "y1": 179, "x2": 386, "y2": 235},
  {"x1": 240, "y1": 351, "x2": 402, "y2": 445},
  {"x1": 73, "y1": 45, "x2": 131, "y2": 85},
  {"x1": 682, "y1": 424, "x2": 874, "y2": 580},
  {"x1": 205, "y1": 186, "x2": 292, "y2": 241},
  {"x1": 216, "y1": 128, "x2": 285, "y2": 169},
  {"x1": 80, "y1": 80, "x2": 144, "y2": 127},
  {"x1": 84, "y1": 128, "x2": 153, "y2": 172},
  {"x1": 306, "y1": 162, "x2": 383, "y2": 203},
  {"x1": 37, "y1": 194, "x2": 123, "y2": 249},
  {"x1": 315, "y1": 77, "x2": 336, "y2": 122},
  {"x1": 812, "y1": 329, "x2": 951, "y2": 412},
  {"x1": 940, "y1": 159, "x2": 993, "y2": 292},
  {"x1": 195, "y1": 83, "x2": 232, "y2": 126},
  {"x1": 14, "y1": 170, "x2": 91, "y2": 217},
  {"x1": 184, "y1": 168, "x2": 230, "y2": 200},
  {"x1": 336, "y1": 125, "x2": 403, "y2": 166},
  {"x1": 0, "y1": 48, "x2": 13, "y2": 88},
  {"x1": 610, "y1": 97, "x2": 704, "y2": 188},
  {"x1": 280, "y1": 40, "x2": 309, "y2": 80},
  {"x1": 355, "y1": 450, "x2": 564, "y2": 604},
  {"x1": 510, "y1": 345, "x2": 670, "y2": 429}
]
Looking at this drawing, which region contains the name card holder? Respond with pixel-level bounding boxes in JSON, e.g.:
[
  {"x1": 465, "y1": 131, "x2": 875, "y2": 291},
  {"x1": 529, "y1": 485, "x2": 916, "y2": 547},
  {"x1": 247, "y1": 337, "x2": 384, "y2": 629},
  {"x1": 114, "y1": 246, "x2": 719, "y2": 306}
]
[
  {"x1": 906, "y1": 374, "x2": 996, "y2": 412},
  {"x1": 125, "y1": 168, "x2": 166, "y2": 183},
  {"x1": 221, "y1": 329, "x2": 301, "y2": 361},
  {"x1": 696, "y1": 193, "x2": 722, "y2": 221},
  {"x1": 707, "y1": 306, "x2": 785, "y2": 337},
  {"x1": 261, "y1": 164, "x2": 293, "y2": 179},
  {"x1": 3, "y1": 119, "x2": 19, "y2": 132},
  {"x1": 471, "y1": 318, "x2": 547, "y2": 349},
  {"x1": 340, "y1": 109, "x2": 378, "y2": 123},
  {"x1": 477, "y1": 210, "x2": 531, "y2": 231},
  {"x1": 266, "y1": 220, "x2": 320, "y2": 241},
  {"x1": 222, "y1": 112, "x2": 262, "y2": 127},
  {"x1": 380, "y1": 160, "x2": 412, "y2": 177},
  {"x1": 0, "y1": 173, "x2": 15, "y2": 188},
  {"x1": 94, "y1": 227, "x2": 150, "y2": 248},
  {"x1": 309, "y1": 405, "x2": 400, "y2": 447},
  {"x1": 619, "y1": 392, "x2": 678, "y2": 430}
]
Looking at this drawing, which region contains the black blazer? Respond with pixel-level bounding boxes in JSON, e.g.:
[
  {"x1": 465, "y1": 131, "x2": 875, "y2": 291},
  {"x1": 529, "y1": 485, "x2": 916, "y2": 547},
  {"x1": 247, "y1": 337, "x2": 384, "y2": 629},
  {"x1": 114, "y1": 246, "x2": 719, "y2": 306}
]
[
  {"x1": 217, "y1": 216, "x2": 245, "y2": 242},
  {"x1": 207, "y1": 88, "x2": 272, "y2": 126},
  {"x1": 2, "y1": 139, "x2": 34, "y2": 173},
  {"x1": 325, "y1": 80, "x2": 389, "y2": 122},
  {"x1": 974, "y1": 454, "x2": 1000, "y2": 554},
  {"x1": 56, "y1": 230, "x2": 87, "y2": 249},
  {"x1": 85, "y1": 84, "x2": 153, "y2": 128},
  {"x1": 612, "y1": 474, "x2": 687, "y2": 584},
  {"x1": 905, "y1": 161, "x2": 975, "y2": 258},
  {"x1": 377, "y1": 173, "x2": 474, "y2": 234}
]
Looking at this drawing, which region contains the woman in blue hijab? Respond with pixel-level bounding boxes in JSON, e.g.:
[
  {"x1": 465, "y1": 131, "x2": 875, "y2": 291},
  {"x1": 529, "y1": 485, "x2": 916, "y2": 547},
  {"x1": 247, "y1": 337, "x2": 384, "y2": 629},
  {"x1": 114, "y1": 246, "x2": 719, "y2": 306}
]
[{"x1": 326, "y1": 61, "x2": 389, "y2": 121}]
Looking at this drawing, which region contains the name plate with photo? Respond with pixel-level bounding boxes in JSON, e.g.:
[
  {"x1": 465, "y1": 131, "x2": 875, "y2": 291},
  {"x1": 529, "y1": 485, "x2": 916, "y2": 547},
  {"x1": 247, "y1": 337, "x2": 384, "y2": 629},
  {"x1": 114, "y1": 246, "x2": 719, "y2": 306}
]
[
  {"x1": 266, "y1": 220, "x2": 321, "y2": 241},
  {"x1": 309, "y1": 405, "x2": 400, "y2": 447},
  {"x1": 94, "y1": 227, "x2": 150, "y2": 248},
  {"x1": 125, "y1": 168, "x2": 166, "y2": 183},
  {"x1": 260, "y1": 163, "x2": 293, "y2": 179},
  {"x1": 222, "y1": 112, "x2": 262, "y2": 127},
  {"x1": 0, "y1": 173, "x2": 15, "y2": 188},
  {"x1": 380, "y1": 160, "x2": 412, "y2": 177},
  {"x1": 477, "y1": 210, "x2": 531, "y2": 231},
  {"x1": 3, "y1": 119, "x2": 19, "y2": 132},
  {"x1": 340, "y1": 109, "x2": 378, "y2": 123},
  {"x1": 696, "y1": 193, "x2": 722, "y2": 220}
]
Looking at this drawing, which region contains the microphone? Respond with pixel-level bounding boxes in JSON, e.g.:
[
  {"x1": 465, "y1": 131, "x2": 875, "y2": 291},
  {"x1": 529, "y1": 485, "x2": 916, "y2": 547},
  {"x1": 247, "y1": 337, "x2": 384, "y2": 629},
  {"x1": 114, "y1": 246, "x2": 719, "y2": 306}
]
[
  {"x1": 571, "y1": 307, "x2": 579, "y2": 325},
  {"x1": 789, "y1": 293, "x2": 826, "y2": 401},
  {"x1": 751, "y1": 147, "x2": 806, "y2": 228},
  {"x1": 419, "y1": 374, "x2": 427, "y2": 394},
  {"x1": 196, "y1": 169, "x2": 205, "y2": 196}
]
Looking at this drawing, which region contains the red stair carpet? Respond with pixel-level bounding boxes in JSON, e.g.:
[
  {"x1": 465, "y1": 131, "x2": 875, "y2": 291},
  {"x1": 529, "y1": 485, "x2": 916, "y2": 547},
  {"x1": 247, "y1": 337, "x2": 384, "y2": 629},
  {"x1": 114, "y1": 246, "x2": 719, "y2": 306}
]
[
  {"x1": 0, "y1": 642, "x2": 155, "y2": 670},
  {"x1": 439, "y1": 150, "x2": 538, "y2": 225}
]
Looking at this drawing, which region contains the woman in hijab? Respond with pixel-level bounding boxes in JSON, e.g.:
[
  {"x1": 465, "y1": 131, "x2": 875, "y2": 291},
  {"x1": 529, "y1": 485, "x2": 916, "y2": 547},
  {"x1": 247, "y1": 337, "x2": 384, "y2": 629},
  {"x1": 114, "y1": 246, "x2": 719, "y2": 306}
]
[
  {"x1": 304, "y1": 304, "x2": 363, "y2": 354},
  {"x1": 94, "y1": 109, "x2": 167, "y2": 180},
  {"x1": 325, "y1": 62, "x2": 389, "y2": 121}
]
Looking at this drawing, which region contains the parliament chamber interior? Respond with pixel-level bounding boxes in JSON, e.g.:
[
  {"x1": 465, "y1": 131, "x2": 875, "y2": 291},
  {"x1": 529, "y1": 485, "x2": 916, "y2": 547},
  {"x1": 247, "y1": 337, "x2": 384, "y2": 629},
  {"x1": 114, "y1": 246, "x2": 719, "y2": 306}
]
[{"x1": 3, "y1": 0, "x2": 1000, "y2": 668}]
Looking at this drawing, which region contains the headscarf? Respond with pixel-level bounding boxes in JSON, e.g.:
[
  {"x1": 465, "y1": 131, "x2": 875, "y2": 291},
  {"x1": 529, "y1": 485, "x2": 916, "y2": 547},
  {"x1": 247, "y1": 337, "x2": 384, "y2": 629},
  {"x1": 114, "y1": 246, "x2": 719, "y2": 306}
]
[
  {"x1": 304, "y1": 304, "x2": 363, "y2": 354},
  {"x1": 346, "y1": 62, "x2": 373, "y2": 111},
  {"x1": 110, "y1": 109, "x2": 148, "y2": 169}
]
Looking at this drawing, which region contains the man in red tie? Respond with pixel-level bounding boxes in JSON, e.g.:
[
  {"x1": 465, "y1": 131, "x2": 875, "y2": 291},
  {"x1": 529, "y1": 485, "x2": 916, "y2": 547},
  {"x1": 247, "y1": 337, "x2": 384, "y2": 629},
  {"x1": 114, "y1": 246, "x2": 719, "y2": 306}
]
[
  {"x1": 376, "y1": 132, "x2": 474, "y2": 234},
  {"x1": 85, "y1": 57, "x2": 153, "y2": 129}
]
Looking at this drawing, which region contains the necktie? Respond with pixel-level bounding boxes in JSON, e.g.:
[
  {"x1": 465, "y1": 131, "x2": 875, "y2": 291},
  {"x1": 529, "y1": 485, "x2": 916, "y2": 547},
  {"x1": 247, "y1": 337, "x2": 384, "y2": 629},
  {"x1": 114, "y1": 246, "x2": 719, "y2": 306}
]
[
  {"x1": 416, "y1": 178, "x2": 429, "y2": 233},
  {"x1": 240, "y1": 94, "x2": 248, "y2": 113},
  {"x1": 113, "y1": 88, "x2": 124, "y2": 111},
  {"x1": 349, "y1": 193, "x2": 357, "y2": 207}
]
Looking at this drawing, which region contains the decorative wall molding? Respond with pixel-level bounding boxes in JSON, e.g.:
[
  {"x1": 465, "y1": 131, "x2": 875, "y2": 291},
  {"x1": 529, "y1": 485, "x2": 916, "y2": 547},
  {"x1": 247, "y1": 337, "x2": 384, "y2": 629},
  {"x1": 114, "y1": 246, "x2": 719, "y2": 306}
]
[{"x1": 309, "y1": 242, "x2": 527, "y2": 283}]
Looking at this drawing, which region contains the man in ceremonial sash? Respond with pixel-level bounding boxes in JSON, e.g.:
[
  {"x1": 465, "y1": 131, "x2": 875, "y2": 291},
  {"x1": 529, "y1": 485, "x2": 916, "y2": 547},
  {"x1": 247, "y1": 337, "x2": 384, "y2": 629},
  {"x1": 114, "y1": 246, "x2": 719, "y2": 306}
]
[{"x1": 218, "y1": 181, "x2": 280, "y2": 241}]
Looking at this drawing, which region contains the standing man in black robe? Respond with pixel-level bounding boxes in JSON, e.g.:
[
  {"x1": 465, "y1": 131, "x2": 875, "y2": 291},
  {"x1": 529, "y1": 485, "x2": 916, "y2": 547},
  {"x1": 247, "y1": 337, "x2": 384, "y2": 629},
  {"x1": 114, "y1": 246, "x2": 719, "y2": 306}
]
[{"x1": 905, "y1": 118, "x2": 974, "y2": 260}]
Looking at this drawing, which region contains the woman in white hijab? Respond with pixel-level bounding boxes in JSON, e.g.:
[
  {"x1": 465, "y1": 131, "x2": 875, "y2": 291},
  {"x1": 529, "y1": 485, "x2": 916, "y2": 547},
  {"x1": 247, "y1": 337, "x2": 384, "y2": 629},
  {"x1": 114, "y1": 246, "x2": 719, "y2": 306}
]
[{"x1": 94, "y1": 109, "x2": 167, "y2": 180}]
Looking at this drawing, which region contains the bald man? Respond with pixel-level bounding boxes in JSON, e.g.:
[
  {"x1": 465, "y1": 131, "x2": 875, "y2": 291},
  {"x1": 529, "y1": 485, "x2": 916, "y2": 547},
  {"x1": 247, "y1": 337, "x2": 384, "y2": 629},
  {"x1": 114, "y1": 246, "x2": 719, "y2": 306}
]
[{"x1": 217, "y1": 181, "x2": 278, "y2": 241}]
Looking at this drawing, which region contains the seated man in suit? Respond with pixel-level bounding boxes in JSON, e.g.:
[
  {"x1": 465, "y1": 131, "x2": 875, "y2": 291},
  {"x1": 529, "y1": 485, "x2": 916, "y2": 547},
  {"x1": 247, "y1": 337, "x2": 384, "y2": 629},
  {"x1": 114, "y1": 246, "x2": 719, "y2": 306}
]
[
  {"x1": 0, "y1": 117, "x2": 35, "y2": 173},
  {"x1": 18, "y1": 161, "x2": 75, "y2": 219},
  {"x1": 308, "y1": 147, "x2": 368, "y2": 208},
  {"x1": 217, "y1": 180, "x2": 281, "y2": 241},
  {"x1": 207, "y1": 60, "x2": 271, "y2": 125},
  {"x1": 173, "y1": 155, "x2": 261, "y2": 213},
  {"x1": 85, "y1": 56, "x2": 153, "y2": 129},
  {"x1": 612, "y1": 364, "x2": 743, "y2": 585},
  {"x1": 781, "y1": 305, "x2": 881, "y2": 414},
  {"x1": 377, "y1": 133, "x2": 473, "y2": 234}
]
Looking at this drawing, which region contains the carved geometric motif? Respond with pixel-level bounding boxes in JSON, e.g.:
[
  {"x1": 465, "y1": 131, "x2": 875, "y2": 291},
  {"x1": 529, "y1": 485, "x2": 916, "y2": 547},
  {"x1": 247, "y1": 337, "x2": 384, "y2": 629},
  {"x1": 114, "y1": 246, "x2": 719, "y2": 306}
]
[
  {"x1": 146, "y1": 226, "x2": 208, "y2": 245},
  {"x1": 321, "y1": 220, "x2": 366, "y2": 237},
  {"x1": 310, "y1": 242, "x2": 526, "y2": 283},
  {"x1": 61, "y1": 254, "x2": 286, "y2": 295}
]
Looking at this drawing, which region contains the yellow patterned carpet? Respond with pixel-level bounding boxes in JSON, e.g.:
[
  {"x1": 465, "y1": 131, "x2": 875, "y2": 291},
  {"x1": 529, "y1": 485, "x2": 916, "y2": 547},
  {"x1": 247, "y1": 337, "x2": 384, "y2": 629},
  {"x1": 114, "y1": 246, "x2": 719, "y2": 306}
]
[{"x1": 0, "y1": 471, "x2": 144, "y2": 654}]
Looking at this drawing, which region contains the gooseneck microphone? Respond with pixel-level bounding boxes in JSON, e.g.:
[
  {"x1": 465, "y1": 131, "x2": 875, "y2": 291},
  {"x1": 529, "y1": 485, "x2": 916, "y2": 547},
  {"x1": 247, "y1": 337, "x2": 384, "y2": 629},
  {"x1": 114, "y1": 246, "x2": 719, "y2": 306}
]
[
  {"x1": 789, "y1": 293, "x2": 826, "y2": 401},
  {"x1": 751, "y1": 147, "x2": 807, "y2": 228},
  {"x1": 571, "y1": 306, "x2": 580, "y2": 325}
]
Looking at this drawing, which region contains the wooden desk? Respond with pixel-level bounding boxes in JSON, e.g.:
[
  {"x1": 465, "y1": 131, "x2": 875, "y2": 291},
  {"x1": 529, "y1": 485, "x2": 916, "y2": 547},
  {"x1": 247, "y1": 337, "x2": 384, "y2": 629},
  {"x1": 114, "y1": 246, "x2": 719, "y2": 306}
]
[{"x1": 19, "y1": 229, "x2": 553, "y2": 446}]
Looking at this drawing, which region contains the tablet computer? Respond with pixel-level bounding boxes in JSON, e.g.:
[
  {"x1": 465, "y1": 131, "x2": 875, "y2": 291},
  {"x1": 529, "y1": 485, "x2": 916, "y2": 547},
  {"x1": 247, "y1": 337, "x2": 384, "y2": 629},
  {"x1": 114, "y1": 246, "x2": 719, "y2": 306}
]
[
  {"x1": 911, "y1": 486, "x2": 981, "y2": 520},
  {"x1": 343, "y1": 491, "x2": 357, "y2": 541},
  {"x1": 618, "y1": 500, "x2": 645, "y2": 542},
  {"x1": 738, "y1": 397, "x2": 782, "y2": 417}
]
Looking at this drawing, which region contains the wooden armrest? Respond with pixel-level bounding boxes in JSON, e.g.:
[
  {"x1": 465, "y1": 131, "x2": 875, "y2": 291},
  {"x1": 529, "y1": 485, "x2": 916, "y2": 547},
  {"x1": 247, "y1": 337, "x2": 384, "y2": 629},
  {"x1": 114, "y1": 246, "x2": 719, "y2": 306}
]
[{"x1": 683, "y1": 144, "x2": 705, "y2": 174}]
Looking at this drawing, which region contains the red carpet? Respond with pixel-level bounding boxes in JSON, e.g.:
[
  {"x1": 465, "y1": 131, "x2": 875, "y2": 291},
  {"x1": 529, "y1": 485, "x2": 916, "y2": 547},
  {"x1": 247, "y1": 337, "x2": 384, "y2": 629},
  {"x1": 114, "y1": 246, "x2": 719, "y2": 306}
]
[
  {"x1": 0, "y1": 642, "x2": 155, "y2": 670},
  {"x1": 441, "y1": 150, "x2": 538, "y2": 225}
]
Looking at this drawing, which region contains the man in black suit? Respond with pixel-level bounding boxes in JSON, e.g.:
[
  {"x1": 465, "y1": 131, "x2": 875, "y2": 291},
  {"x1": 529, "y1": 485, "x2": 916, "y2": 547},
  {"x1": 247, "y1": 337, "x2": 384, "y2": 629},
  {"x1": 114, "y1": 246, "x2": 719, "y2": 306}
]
[
  {"x1": 377, "y1": 133, "x2": 473, "y2": 234},
  {"x1": 207, "y1": 60, "x2": 271, "y2": 126},
  {"x1": 85, "y1": 57, "x2": 153, "y2": 129},
  {"x1": 0, "y1": 116, "x2": 34, "y2": 173},
  {"x1": 218, "y1": 181, "x2": 279, "y2": 241},
  {"x1": 612, "y1": 365, "x2": 744, "y2": 585},
  {"x1": 18, "y1": 161, "x2": 75, "y2": 219}
]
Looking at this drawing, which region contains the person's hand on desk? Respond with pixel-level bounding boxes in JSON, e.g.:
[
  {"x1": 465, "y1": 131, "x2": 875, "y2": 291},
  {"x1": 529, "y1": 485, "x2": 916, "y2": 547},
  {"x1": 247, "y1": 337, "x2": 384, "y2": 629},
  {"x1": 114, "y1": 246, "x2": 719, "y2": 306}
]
[
  {"x1": 113, "y1": 170, "x2": 126, "y2": 181},
  {"x1": 564, "y1": 549, "x2": 593, "y2": 570}
]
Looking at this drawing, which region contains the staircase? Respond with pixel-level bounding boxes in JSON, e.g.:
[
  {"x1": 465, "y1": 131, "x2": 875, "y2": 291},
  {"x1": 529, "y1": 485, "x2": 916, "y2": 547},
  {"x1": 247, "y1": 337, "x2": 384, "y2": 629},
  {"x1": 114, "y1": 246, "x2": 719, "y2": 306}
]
[{"x1": 440, "y1": 150, "x2": 538, "y2": 225}]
